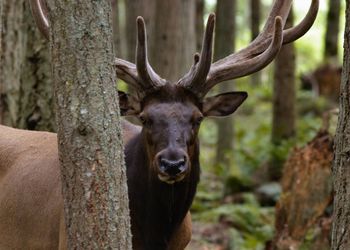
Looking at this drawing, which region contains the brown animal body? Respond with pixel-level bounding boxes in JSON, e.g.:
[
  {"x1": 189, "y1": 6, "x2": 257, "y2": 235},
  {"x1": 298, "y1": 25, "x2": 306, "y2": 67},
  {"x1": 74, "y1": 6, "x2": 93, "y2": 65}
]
[
  {"x1": 0, "y1": 120, "x2": 191, "y2": 249},
  {"x1": 0, "y1": 0, "x2": 319, "y2": 249}
]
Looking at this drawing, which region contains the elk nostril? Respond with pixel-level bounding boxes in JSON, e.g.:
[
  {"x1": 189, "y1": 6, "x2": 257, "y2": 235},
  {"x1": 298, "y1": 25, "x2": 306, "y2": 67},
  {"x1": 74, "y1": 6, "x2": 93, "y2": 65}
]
[{"x1": 159, "y1": 158, "x2": 186, "y2": 176}]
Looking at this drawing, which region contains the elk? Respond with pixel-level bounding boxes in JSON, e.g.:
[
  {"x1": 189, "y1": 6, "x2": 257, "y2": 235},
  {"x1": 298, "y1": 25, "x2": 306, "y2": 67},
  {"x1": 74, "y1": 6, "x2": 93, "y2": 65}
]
[{"x1": 0, "y1": 0, "x2": 318, "y2": 249}]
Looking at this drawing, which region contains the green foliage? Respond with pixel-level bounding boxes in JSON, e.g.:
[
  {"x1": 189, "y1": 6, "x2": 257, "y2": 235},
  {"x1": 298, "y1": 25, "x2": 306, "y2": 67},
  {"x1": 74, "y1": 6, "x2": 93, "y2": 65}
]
[{"x1": 193, "y1": 202, "x2": 275, "y2": 250}]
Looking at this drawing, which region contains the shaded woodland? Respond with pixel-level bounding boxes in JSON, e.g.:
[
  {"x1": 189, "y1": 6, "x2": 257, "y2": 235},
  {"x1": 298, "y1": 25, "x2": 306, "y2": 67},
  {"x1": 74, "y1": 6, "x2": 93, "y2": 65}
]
[{"x1": 0, "y1": 0, "x2": 349, "y2": 249}]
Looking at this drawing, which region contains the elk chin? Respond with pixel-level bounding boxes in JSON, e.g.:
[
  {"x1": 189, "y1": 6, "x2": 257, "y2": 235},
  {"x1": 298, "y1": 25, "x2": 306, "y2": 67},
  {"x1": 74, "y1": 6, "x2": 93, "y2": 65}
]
[{"x1": 157, "y1": 173, "x2": 186, "y2": 185}]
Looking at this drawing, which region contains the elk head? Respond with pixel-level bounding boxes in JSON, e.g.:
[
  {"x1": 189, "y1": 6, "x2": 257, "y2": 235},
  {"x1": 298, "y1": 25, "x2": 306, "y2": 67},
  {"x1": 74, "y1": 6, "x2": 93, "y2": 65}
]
[{"x1": 30, "y1": 0, "x2": 319, "y2": 184}]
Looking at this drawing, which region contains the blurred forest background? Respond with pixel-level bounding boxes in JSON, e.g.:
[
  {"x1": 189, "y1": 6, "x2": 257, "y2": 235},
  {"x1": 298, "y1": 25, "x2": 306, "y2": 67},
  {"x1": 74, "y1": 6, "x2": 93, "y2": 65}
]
[{"x1": 0, "y1": 0, "x2": 344, "y2": 249}]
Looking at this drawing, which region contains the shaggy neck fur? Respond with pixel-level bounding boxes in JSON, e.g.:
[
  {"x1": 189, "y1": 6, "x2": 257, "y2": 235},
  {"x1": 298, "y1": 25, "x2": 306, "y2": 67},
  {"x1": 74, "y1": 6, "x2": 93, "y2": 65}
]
[{"x1": 125, "y1": 131, "x2": 200, "y2": 250}]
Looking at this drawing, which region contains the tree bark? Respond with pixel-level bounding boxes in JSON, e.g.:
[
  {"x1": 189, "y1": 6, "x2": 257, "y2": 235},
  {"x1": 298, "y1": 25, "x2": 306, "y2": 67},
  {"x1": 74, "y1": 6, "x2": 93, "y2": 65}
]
[
  {"x1": 214, "y1": 0, "x2": 236, "y2": 170},
  {"x1": 195, "y1": 0, "x2": 204, "y2": 52},
  {"x1": 250, "y1": 0, "x2": 260, "y2": 41},
  {"x1": 324, "y1": 0, "x2": 341, "y2": 61},
  {"x1": 18, "y1": 1, "x2": 54, "y2": 131},
  {"x1": 250, "y1": 0, "x2": 261, "y2": 85},
  {"x1": 331, "y1": 1, "x2": 350, "y2": 249},
  {"x1": 270, "y1": 11, "x2": 296, "y2": 180},
  {"x1": 0, "y1": 1, "x2": 54, "y2": 131},
  {"x1": 151, "y1": 0, "x2": 196, "y2": 82},
  {"x1": 272, "y1": 131, "x2": 333, "y2": 249},
  {"x1": 112, "y1": 0, "x2": 121, "y2": 56},
  {"x1": 0, "y1": 0, "x2": 26, "y2": 126},
  {"x1": 48, "y1": 1, "x2": 131, "y2": 248}
]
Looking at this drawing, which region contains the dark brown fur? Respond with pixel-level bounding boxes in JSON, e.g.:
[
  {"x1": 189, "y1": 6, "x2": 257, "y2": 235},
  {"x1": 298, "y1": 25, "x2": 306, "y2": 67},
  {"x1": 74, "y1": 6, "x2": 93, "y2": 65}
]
[
  {"x1": 120, "y1": 84, "x2": 247, "y2": 249},
  {"x1": 125, "y1": 86, "x2": 201, "y2": 249}
]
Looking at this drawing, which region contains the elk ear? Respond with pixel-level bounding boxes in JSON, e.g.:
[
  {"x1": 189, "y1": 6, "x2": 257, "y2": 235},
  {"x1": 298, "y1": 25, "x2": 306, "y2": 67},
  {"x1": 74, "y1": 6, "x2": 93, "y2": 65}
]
[
  {"x1": 202, "y1": 92, "x2": 248, "y2": 117},
  {"x1": 118, "y1": 91, "x2": 141, "y2": 116}
]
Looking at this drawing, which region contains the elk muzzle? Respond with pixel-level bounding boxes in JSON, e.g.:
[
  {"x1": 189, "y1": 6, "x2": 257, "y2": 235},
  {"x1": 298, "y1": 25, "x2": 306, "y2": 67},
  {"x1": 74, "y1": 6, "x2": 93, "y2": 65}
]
[{"x1": 155, "y1": 148, "x2": 189, "y2": 184}]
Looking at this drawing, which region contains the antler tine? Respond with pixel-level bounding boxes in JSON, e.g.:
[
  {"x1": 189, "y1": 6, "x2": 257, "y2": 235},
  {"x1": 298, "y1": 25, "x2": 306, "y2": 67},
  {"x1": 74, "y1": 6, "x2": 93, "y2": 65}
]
[
  {"x1": 136, "y1": 17, "x2": 166, "y2": 94},
  {"x1": 29, "y1": 0, "x2": 50, "y2": 39},
  {"x1": 177, "y1": 14, "x2": 215, "y2": 95},
  {"x1": 114, "y1": 58, "x2": 140, "y2": 90},
  {"x1": 254, "y1": 0, "x2": 292, "y2": 43},
  {"x1": 283, "y1": 0, "x2": 319, "y2": 44},
  {"x1": 200, "y1": 0, "x2": 318, "y2": 95},
  {"x1": 205, "y1": 16, "x2": 283, "y2": 92},
  {"x1": 29, "y1": 0, "x2": 164, "y2": 96}
]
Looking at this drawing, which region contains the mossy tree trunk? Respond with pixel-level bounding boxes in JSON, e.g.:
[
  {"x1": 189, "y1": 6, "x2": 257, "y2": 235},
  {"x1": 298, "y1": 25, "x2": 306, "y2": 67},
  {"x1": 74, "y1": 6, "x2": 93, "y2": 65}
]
[
  {"x1": 331, "y1": 1, "x2": 350, "y2": 249},
  {"x1": 48, "y1": 0, "x2": 131, "y2": 248},
  {"x1": 214, "y1": 0, "x2": 236, "y2": 172}
]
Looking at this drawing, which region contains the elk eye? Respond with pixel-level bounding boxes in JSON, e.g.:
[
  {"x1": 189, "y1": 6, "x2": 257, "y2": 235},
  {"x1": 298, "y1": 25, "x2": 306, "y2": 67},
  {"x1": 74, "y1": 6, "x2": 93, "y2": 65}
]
[
  {"x1": 139, "y1": 114, "x2": 147, "y2": 125},
  {"x1": 139, "y1": 114, "x2": 152, "y2": 127}
]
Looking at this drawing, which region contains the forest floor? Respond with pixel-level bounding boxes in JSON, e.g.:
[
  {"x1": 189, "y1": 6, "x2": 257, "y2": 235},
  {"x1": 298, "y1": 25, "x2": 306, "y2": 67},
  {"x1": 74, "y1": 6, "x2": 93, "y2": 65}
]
[{"x1": 188, "y1": 221, "x2": 236, "y2": 250}]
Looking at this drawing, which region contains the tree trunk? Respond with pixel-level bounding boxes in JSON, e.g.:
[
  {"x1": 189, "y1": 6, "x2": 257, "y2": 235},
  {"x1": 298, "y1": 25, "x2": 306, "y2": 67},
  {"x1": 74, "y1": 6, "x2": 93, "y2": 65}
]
[
  {"x1": 0, "y1": 0, "x2": 26, "y2": 126},
  {"x1": 195, "y1": 0, "x2": 204, "y2": 52},
  {"x1": 250, "y1": 0, "x2": 261, "y2": 85},
  {"x1": 272, "y1": 131, "x2": 333, "y2": 250},
  {"x1": 324, "y1": 0, "x2": 341, "y2": 61},
  {"x1": 112, "y1": 0, "x2": 121, "y2": 56},
  {"x1": 125, "y1": 0, "x2": 155, "y2": 63},
  {"x1": 151, "y1": 0, "x2": 196, "y2": 82},
  {"x1": 48, "y1": 1, "x2": 131, "y2": 248},
  {"x1": 0, "y1": 1, "x2": 54, "y2": 131},
  {"x1": 270, "y1": 11, "x2": 296, "y2": 180},
  {"x1": 214, "y1": 0, "x2": 236, "y2": 171},
  {"x1": 250, "y1": 0, "x2": 260, "y2": 41},
  {"x1": 331, "y1": 1, "x2": 350, "y2": 249},
  {"x1": 18, "y1": 1, "x2": 54, "y2": 131}
]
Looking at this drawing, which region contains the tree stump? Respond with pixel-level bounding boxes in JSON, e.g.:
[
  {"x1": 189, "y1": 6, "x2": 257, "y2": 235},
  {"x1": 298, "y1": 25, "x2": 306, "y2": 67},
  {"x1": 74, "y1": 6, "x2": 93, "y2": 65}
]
[{"x1": 270, "y1": 130, "x2": 333, "y2": 249}]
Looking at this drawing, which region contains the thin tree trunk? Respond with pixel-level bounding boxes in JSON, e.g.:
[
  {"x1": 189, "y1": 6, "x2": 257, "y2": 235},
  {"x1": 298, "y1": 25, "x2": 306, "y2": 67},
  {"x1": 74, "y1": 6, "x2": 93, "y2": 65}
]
[
  {"x1": 324, "y1": 0, "x2": 341, "y2": 61},
  {"x1": 270, "y1": 11, "x2": 296, "y2": 180},
  {"x1": 250, "y1": 0, "x2": 261, "y2": 85},
  {"x1": 125, "y1": 0, "x2": 155, "y2": 63},
  {"x1": 331, "y1": 1, "x2": 350, "y2": 249},
  {"x1": 151, "y1": 0, "x2": 196, "y2": 82},
  {"x1": 250, "y1": 0, "x2": 260, "y2": 41},
  {"x1": 215, "y1": 0, "x2": 236, "y2": 170},
  {"x1": 195, "y1": 0, "x2": 204, "y2": 52},
  {"x1": 112, "y1": 0, "x2": 121, "y2": 56},
  {"x1": 48, "y1": 1, "x2": 131, "y2": 248}
]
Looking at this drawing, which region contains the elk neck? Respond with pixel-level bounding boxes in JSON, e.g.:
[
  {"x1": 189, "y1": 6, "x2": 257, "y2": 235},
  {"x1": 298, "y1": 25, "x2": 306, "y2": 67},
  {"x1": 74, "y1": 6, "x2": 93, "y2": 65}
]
[{"x1": 124, "y1": 130, "x2": 200, "y2": 249}]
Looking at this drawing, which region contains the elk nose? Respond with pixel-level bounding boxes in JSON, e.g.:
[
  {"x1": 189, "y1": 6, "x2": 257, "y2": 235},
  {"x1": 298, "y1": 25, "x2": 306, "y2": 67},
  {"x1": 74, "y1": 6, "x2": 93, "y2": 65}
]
[{"x1": 159, "y1": 158, "x2": 186, "y2": 177}]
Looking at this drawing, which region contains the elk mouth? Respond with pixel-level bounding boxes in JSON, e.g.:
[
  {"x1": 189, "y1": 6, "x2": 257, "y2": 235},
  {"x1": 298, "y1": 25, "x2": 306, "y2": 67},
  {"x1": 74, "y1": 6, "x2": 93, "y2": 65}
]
[{"x1": 157, "y1": 172, "x2": 187, "y2": 185}]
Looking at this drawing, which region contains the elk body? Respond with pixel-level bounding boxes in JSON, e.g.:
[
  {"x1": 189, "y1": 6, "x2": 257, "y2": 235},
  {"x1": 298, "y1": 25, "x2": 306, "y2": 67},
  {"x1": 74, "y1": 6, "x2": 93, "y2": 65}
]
[{"x1": 0, "y1": 0, "x2": 318, "y2": 249}]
